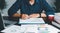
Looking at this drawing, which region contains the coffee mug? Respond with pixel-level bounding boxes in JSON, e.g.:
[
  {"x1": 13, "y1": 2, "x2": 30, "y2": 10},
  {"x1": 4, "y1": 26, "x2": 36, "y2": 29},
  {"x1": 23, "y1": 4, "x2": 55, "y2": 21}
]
[{"x1": 48, "y1": 15, "x2": 54, "y2": 21}]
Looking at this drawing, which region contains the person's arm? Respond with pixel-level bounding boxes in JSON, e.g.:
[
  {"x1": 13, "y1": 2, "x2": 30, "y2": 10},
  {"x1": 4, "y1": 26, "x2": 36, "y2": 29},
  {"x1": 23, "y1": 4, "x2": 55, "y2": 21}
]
[
  {"x1": 29, "y1": 14, "x2": 40, "y2": 18},
  {"x1": 41, "y1": 0, "x2": 55, "y2": 17},
  {"x1": 12, "y1": 13, "x2": 21, "y2": 17},
  {"x1": 8, "y1": 0, "x2": 21, "y2": 17}
]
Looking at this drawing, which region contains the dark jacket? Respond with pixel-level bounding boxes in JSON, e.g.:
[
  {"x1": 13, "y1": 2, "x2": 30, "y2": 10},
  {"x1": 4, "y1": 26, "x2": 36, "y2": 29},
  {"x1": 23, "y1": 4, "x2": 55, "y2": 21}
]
[{"x1": 8, "y1": 0, "x2": 55, "y2": 16}]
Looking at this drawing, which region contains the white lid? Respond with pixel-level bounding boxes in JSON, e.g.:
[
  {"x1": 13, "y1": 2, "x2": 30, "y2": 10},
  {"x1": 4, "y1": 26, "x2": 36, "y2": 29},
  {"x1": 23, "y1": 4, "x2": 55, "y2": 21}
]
[{"x1": 48, "y1": 15, "x2": 54, "y2": 16}]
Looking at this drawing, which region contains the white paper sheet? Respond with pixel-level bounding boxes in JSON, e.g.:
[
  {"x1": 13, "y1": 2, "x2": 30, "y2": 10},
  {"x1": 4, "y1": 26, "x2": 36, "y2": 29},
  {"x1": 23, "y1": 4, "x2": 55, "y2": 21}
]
[
  {"x1": 20, "y1": 25, "x2": 38, "y2": 33},
  {"x1": 19, "y1": 18, "x2": 45, "y2": 24},
  {"x1": 1, "y1": 25, "x2": 21, "y2": 33},
  {"x1": 1, "y1": 25, "x2": 38, "y2": 33},
  {"x1": 55, "y1": 16, "x2": 60, "y2": 24},
  {"x1": 1, "y1": 24, "x2": 60, "y2": 33}
]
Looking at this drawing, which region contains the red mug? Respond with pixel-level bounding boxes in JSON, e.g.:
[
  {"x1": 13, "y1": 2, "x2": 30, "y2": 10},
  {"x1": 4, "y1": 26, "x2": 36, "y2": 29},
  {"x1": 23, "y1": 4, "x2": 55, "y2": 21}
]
[{"x1": 48, "y1": 15, "x2": 54, "y2": 21}]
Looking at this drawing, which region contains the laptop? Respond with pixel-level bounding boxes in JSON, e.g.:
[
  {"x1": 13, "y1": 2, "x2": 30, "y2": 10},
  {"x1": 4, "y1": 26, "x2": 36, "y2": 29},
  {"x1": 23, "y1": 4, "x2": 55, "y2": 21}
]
[
  {"x1": 19, "y1": 18, "x2": 45, "y2": 24},
  {"x1": 0, "y1": 13, "x2": 5, "y2": 31}
]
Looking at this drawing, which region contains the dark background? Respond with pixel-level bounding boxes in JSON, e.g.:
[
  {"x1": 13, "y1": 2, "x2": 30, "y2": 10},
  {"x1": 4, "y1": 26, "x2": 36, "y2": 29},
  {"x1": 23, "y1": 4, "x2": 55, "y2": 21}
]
[{"x1": 54, "y1": 0, "x2": 60, "y2": 12}]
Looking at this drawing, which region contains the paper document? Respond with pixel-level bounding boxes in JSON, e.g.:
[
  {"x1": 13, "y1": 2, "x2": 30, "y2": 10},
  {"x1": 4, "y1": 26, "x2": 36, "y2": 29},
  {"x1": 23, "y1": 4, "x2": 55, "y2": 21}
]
[
  {"x1": 55, "y1": 15, "x2": 60, "y2": 24},
  {"x1": 20, "y1": 25, "x2": 38, "y2": 33},
  {"x1": 1, "y1": 24, "x2": 60, "y2": 33},
  {"x1": 19, "y1": 18, "x2": 45, "y2": 24},
  {"x1": 1, "y1": 25, "x2": 21, "y2": 33}
]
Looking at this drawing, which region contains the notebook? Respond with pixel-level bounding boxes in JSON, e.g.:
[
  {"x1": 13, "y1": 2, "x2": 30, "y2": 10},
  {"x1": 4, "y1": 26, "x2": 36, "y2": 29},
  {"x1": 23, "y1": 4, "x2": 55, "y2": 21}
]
[{"x1": 19, "y1": 18, "x2": 45, "y2": 24}]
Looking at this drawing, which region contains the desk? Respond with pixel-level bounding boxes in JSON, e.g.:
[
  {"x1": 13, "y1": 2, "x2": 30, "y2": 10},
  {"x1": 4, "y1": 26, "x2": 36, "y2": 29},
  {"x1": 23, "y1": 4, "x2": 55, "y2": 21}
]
[
  {"x1": 1, "y1": 16, "x2": 60, "y2": 33},
  {"x1": 3, "y1": 16, "x2": 19, "y2": 27},
  {"x1": 2, "y1": 16, "x2": 60, "y2": 29},
  {"x1": 42, "y1": 17, "x2": 60, "y2": 29},
  {"x1": 1, "y1": 24, "x2": 60, "y2": 33}
]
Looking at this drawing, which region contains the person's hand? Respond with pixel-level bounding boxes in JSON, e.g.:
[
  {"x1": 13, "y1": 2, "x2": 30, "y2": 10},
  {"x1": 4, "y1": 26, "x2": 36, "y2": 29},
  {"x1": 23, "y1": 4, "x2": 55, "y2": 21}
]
[
  {"x1": 41, "y1": 13, "x2": 47, "y2": 17},
  {"x1": 21, "y1": 14, "x2": 29, "y2": 20},
  {"x1": 29, "y1": 14, "x2": 40, "y2": 18}
]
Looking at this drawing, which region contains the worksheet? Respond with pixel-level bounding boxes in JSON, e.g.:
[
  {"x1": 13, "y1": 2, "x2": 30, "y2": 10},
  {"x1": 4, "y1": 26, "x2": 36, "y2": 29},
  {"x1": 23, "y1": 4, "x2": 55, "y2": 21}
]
[
  {"x1": 1, "y1": 24, "x2": 60, "y2": 33},
  {"x1": 1, "y1": 25, "x2": 21, "y2": 33},
  {"x1": 19, "y1": 18, "x2": 45, "y2": 24}
]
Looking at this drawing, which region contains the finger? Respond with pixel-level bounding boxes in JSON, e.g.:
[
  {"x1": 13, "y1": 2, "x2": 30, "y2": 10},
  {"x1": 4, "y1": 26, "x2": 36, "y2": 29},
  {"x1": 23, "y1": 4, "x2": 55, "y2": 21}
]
[
  {"x1": 41, "y1": 14, "x2": 46, "y2": 17},
  {"x1": 21, "y1": 16, "x2": 26, "y2": 20}
]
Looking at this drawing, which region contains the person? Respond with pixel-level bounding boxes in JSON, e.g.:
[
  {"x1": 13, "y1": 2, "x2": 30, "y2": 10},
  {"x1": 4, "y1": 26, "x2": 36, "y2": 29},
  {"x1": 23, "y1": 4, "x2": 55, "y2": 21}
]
[
  {"x1": 8, "y1": 0, "x2": 55, "y2": 19},
  {"x1": 0, "y1": 0, "x2": 6, "y2": 31},
  {"x1": 0, "y1": 0, "x2": 6, "y2": 10}
]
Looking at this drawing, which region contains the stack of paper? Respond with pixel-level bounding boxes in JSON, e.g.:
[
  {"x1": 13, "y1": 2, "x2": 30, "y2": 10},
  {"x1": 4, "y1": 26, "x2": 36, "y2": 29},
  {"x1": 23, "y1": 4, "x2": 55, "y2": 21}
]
[
  {"x1": 54, "y1": 13, "x2": 60, "y2": 24},
  {"x1": 19, "y1": 18, "x2": 45, "y2": 24},
  {"x1": 53, "y1": 13, "x2": 60, "y2": 28}
]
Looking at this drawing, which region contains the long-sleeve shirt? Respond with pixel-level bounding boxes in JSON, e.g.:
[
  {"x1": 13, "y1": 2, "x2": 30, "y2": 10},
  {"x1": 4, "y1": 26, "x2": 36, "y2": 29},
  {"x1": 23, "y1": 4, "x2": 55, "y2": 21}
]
[{"x1": 8, "y1": 0, "x2": 55, "y2": 16}]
